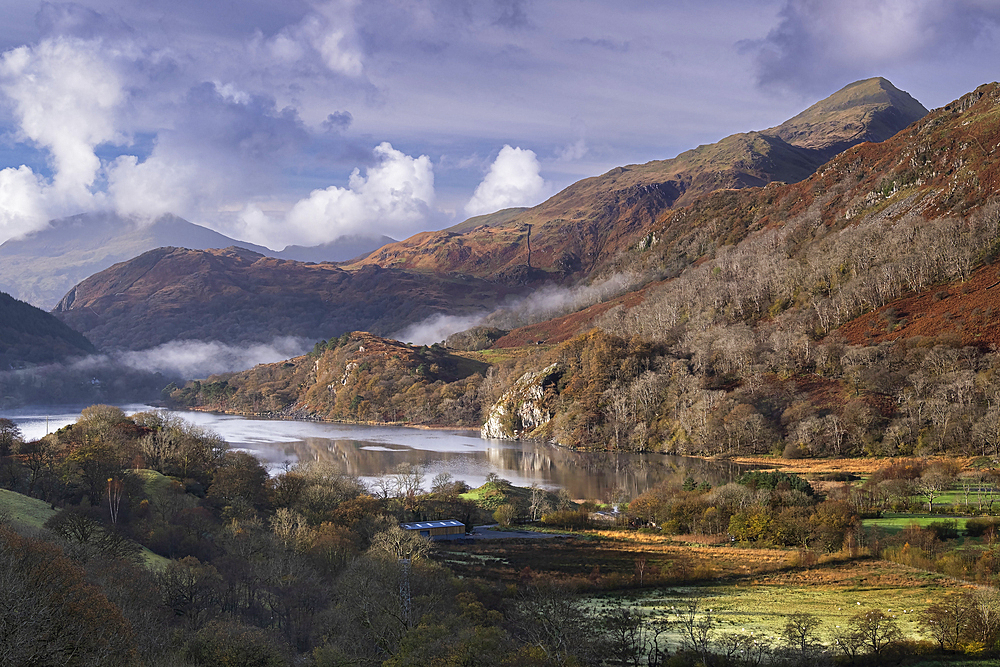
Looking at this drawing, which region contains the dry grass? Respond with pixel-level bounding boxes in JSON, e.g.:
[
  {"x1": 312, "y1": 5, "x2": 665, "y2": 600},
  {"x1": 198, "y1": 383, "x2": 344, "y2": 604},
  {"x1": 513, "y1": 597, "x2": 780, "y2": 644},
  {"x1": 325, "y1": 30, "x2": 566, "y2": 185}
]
[{"x1": 718, "y1": 455, "x2": 974, "y2": 476}]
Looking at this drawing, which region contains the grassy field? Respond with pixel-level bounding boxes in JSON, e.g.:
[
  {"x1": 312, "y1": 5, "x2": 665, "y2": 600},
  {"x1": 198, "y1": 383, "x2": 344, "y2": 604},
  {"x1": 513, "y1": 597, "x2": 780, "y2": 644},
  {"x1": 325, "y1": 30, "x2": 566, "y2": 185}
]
[
  {"x1": 438, "y1": 526, "x2": 962, "y2": 648},
  {"x1": 0, "y1": 487, "x2": 57, "y2": 529},
  {"x1": 0, "y1": 482, "x2": 170, "y2": 569},
  {"x1": 863, "y1": 513, "x2": 970, "y2": 533},
  {"x1": 630, "y1": 560, "x2": 953, "y2": 644}
]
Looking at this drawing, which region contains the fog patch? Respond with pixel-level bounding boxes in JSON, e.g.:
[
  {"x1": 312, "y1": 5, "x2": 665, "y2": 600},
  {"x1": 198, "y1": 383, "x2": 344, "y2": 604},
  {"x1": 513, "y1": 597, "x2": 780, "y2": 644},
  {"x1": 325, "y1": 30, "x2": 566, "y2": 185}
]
[
  {"x1": 111, "y1": 336, "x2": 311, "y2": 378},
  {"x1": 394, "y1": 272, "x2": 640, "y2": 345},
  {"x1": 393, "y1": 313, "x2": 488, "y2": 346}
]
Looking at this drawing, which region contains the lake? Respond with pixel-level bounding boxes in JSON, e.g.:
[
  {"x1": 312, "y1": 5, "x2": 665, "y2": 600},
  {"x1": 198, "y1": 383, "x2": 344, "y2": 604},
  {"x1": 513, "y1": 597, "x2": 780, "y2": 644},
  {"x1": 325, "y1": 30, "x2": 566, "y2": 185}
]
[{"x1": 6, "y1": 405, "x2": 750, "y2": 500}]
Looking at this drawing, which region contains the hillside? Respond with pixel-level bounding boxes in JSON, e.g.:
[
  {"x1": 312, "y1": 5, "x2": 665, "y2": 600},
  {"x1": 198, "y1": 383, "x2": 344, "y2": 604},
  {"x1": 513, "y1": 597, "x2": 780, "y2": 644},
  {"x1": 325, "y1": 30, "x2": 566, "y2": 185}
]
[
  {"x1": 352, "y1": 78, "x2": 926, "y2": 284},
  {"x1": 0, "y1": 290, "x2": 96, "y2": 368},
  {"x1": 0, "y1": 212, "x2": 392, "y2": 309},
  {"x1": 52, "y1": 247, "x2": 514, "y2": 351},
  {"x1": 167, "y1": 331, "x2": 489, "y2": 425}
]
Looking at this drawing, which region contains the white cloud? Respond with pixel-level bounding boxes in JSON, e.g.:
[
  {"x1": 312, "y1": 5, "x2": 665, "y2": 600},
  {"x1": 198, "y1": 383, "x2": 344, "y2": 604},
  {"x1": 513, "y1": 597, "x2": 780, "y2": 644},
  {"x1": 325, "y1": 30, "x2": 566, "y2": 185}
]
[
  {"x1": 259, "y1": 0, "x2": 364, "y2": 77},
  {"x1": 0, "y1": 165, "x2": 49, "y2": 241},
  {"x1": 748, "y1": 0, "x2": 1000, "y2": 92},
  {"x1": 106, "y1": 153, "x2": 199, "y2": 221},
  {"x1": 275, "y1": 142, "x2": 434, "y2": 246},
  {"x1": 0, "y1": 37, "x2": 125, "y2": 199},
  {"x1": 465, "y1": 145, "x2": 548, "y2": 216}
]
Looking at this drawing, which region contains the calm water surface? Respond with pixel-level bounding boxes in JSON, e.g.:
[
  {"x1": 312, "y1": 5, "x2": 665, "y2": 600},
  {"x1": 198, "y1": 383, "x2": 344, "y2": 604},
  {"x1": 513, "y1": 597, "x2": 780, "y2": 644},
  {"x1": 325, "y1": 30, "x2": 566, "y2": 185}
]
[{"x1": 7, "y1": 405, "x2": 750, "y2": 500}]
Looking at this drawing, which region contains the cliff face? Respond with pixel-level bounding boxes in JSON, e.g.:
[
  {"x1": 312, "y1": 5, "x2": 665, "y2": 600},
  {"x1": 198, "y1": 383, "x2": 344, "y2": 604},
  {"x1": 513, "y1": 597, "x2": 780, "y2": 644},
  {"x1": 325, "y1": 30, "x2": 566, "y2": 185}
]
[{"x1": 481, "y1": 364, "x2": 562, "y2": 440}]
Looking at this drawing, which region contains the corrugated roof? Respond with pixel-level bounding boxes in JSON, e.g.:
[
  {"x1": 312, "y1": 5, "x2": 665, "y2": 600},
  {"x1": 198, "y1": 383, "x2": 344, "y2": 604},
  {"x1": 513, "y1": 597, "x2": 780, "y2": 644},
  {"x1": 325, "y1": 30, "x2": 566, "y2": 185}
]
[{"x1": 400, "y1": 519, "x2": 464, "y2": 530}]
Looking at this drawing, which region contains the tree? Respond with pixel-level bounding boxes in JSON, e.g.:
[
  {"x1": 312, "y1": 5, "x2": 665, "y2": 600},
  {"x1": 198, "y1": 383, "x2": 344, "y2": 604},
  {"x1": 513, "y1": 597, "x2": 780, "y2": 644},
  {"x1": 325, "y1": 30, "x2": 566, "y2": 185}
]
[
  {"x1": 0, "y1": 525, "x2": 138, "y2": 665},
  {"x1": 920, "y1": 593, "x2": 971, "y2": 652},
  {"x1": 781, "y1": 611, "x2": 823, "y2": 665},
  {"x1": 845, "y1": 609, "x2": 902, "y2": 658},
  {"x1": 917, "y1": 463, "x2": 957, "y2": 513},
  {"x1": 599, "y1": 598, "x2": 669, "y2": 666},
  {"x1": 369, "y1": 524, "x2": 432, "y2": 561},
  {"x1": 0, "y1": 418, "x2": 21, "y2": 457}
]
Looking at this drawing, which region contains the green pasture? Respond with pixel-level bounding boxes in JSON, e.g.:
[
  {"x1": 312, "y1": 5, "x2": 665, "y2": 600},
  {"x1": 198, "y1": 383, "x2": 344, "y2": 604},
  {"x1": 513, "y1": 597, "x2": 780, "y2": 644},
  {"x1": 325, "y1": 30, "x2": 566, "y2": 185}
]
[
  {"x1": 0, "y1": 481, "x2": 170, "y2": 569},
  {"x1": 863, "y1": 513, "x2": 969, "y2": 534},
  {"x1": 0, "y1": 487, "x2": 57, "y2": 529}
]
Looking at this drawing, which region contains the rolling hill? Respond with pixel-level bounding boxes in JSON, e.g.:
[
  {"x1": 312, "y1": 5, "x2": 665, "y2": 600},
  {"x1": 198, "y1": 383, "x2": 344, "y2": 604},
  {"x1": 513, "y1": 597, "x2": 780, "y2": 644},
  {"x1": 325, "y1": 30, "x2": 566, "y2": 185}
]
[{"x1": 0, "y1": 290, "x2": 96, "y2": 368}]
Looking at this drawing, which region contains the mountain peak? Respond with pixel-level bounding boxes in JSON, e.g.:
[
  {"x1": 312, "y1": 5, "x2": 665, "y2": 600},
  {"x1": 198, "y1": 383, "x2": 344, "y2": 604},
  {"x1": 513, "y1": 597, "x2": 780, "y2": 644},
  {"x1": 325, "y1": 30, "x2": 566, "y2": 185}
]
[{"x1": 769, "y1": 77, "x2": 928, "y2": 158}]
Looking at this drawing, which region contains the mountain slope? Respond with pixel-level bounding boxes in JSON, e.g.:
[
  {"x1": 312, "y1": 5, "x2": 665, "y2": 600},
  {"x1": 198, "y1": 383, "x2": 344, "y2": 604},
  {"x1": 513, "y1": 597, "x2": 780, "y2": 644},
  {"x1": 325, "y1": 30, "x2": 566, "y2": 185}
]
[
  {"x1": 169, "y1": 82, "x2": 1000, "y2": 460},
  {"x1": 353, "y1": 78, "x2": 927, "y2": 284},
  {"x1": 52, "y1": 246, "x2": 515, "y2": 351},
  {"x1": 0, "y1": 291, "x2": 96, "y2": 368},
  {"x1": 0, "y1": 212, "x2": 392, "y2": 309}
]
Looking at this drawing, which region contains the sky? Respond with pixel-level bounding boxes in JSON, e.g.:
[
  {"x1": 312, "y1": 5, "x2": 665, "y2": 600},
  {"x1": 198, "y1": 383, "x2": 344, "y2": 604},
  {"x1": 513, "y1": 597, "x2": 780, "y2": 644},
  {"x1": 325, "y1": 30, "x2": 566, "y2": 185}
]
[{"x1": 0, "y1": 0, "x2": 999, "y2": 251}]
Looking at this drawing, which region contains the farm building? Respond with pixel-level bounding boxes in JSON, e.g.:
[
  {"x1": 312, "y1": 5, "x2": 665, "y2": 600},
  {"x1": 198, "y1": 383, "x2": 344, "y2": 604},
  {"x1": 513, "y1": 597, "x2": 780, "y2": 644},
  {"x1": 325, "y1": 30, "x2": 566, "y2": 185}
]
[{"x1": 400, "y1": 519, "x2": 466, "y2": 540}]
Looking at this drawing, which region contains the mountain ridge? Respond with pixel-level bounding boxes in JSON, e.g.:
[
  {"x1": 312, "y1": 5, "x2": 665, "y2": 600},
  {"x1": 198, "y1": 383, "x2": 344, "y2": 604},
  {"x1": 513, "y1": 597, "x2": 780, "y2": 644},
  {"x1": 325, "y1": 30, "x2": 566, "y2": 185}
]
[{"x1": 351, "y1": 77, "x2": 927, "y2": 283}]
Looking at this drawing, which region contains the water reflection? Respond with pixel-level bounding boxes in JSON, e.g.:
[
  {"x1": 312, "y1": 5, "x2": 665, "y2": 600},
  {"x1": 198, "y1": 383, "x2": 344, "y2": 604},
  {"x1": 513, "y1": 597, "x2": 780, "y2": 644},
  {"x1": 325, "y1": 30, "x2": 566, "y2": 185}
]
[{"x1": 6, "y1": 406, "x2": 752, "y2": 499}]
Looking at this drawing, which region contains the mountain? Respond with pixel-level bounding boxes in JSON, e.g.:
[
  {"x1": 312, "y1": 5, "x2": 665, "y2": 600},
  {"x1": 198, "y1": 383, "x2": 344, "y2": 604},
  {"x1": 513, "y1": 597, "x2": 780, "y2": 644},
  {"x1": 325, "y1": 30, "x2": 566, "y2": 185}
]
[
  {"x1": 0, "y1": 212, "x2": 393, "y2": 309},
  {"x1": 0, "y1": 213, "x2": 271, "y2": 309},
  {"x1": 352, "y1": 78, "x2": 927, "y2": 284},
  {"x1": 52, "y1": 246, "x2": 515, "y2": 351},
  {"x1": 0, "y1": 290, "x2": 96, "y2": 368},
  {"x1": 177, "y1": 81, "x2": 1000, "y2": 460},
  {"x1": 274, "y1": 234, "x2": 396, "y2": 263}
]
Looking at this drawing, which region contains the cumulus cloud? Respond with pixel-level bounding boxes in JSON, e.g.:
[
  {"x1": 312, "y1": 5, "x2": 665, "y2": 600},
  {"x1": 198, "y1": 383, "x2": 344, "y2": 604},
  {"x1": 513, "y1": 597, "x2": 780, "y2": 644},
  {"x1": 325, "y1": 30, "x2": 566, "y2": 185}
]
[
  {"x1": 272, "y1": 142, "x2": 435, "y2": 246},
  {"x1": 746, "y1": 0, "x2": 1000, "y2": 92},
  {"x1": 0, "y1": 37, "x2": 124, "y2": 196},
  {"x1": 0, "y1": 165, "x2": 50, "y2": 241},
  {"x1": 0, "y1": 36, "x2": 128, "y2": 238},
  {"x1": 107, "y1": 82, "x2": 311, "y2": 224},
  {"x1": 465, "y1": 145, "x2": 548, "y2": 216},
  {"x1": 258, "y1": 0, "x2": 365, "y2": 76}
]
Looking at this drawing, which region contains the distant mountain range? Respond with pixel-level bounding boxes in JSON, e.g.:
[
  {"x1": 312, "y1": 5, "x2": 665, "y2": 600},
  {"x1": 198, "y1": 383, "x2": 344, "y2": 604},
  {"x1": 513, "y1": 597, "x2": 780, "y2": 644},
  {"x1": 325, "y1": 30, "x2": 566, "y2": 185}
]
[{"x1": 0, "y1": 212, "x2": 393, "y2": 309}]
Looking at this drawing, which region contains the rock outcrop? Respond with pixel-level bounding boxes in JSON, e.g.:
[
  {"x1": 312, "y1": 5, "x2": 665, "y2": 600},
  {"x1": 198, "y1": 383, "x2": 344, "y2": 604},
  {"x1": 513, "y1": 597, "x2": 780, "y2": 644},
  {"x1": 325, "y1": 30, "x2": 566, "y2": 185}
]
[{"x1": 481, "y1": 363, "x2": 561, "y2": 439}]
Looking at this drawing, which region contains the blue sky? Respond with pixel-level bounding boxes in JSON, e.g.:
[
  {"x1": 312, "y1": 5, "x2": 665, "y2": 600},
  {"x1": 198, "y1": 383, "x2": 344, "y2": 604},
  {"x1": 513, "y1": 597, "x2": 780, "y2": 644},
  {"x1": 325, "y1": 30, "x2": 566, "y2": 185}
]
[{"x1": 0, "y1": 0, "x2": 998, "y2": 250}]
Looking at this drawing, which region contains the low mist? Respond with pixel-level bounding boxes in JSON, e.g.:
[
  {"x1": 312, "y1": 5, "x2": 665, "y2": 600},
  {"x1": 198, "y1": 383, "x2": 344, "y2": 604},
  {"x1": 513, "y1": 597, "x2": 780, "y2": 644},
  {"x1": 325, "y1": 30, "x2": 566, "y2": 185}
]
[
  {"x1": 0, "y1": 337, "x2": 312, "y2": 409},
  {"x1": 394, "y1": 272, "x2": 639, "y2": 345},
  {"x1": 112, "y1": 337, "x2": 311, "y2": 378}
]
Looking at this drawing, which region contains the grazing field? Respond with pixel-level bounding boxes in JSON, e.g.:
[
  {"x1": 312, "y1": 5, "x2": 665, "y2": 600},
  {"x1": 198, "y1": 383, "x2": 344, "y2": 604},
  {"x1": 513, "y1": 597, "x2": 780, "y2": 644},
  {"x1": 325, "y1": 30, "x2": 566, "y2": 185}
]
[
  {"x1": 628, "y1": 558, "x2": 959, "y2": 644},
  {"x1": 863, "y1": 513, "x2": 970, "y2": 533},
  {"x1": 0, "y1": 487, "x2": 57, "y2": 529},
  {"x1": 435, "y1": 531, "x2": 799, "y2": 585}
]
